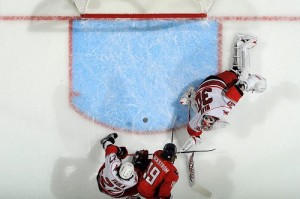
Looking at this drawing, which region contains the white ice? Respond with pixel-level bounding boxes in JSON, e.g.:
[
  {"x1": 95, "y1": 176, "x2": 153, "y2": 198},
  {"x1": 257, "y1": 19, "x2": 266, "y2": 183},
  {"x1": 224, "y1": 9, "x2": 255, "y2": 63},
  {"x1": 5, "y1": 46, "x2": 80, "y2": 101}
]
[{"x1": 1, "y1": 0, "x2": 300, "y2": 199}]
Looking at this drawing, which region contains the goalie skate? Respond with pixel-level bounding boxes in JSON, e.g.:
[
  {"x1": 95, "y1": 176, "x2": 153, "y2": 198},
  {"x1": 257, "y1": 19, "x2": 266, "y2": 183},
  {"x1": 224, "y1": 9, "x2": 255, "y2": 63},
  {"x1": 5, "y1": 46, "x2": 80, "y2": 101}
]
[{"x1": 236, "y1": 33, "x2": 257, "y2": 49}]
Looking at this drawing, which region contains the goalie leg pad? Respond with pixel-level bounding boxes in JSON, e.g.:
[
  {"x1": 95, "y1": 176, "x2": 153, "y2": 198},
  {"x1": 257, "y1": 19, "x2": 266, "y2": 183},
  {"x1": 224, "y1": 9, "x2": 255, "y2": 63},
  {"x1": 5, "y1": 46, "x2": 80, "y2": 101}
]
[{"x1": 232, "y1": 34, "x2": 257, "y2": 81}]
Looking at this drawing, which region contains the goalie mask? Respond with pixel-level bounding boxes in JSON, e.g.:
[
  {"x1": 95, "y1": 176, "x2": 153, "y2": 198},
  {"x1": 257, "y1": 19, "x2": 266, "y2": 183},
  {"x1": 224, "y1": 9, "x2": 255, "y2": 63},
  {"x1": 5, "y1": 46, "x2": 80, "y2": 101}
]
[
  {"x1": 119, "y1": 162, "x2": 134, "y2": 180},
  {"x1": 201, "y1": 115, "x2": 219, "y2": 131}
]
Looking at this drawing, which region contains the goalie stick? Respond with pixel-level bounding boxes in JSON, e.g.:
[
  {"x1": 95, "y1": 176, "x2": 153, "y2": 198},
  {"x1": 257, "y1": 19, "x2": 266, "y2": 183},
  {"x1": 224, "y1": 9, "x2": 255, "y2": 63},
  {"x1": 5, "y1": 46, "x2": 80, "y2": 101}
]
[
  {"x1": 128, "y1": 149, "x2": 215, "y2": 156},
  {"x1": 187, "y1": 102, "x2": 212, "y2": 197},
  {"x1": 171, "y1": 116, "x2": 177, "y2": 144},
  {"x1": 179, "y1": 148, "x2": 215, "y2": 153}
]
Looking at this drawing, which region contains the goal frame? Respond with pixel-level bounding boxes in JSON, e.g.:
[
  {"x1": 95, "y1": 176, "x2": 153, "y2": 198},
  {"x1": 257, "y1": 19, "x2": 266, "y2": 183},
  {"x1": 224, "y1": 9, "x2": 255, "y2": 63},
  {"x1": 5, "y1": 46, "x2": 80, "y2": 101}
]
[{"x1": 72, "y1": 0, "x2": 217, "y2": 19}]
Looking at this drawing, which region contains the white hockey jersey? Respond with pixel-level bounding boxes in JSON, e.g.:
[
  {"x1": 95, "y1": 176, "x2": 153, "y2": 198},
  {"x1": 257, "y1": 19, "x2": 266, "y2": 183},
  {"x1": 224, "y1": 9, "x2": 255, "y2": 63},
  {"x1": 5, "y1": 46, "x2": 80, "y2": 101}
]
[
  {"x1": 98, "y1": 145, "x2": 138, "y2": 197},
  {"x1": 188, "y1": 77, "x2": 242, "y2": 136}
]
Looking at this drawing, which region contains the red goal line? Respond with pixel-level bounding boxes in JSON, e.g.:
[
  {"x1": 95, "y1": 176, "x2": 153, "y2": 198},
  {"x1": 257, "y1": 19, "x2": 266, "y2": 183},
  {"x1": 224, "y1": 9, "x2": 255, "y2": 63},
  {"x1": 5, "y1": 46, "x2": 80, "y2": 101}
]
[
  {"x1": 210, "y1": 16, "x2": 300, "y2": 21},
  {"x1": 1, "y1": 15, "x2": 300, "y2": 21}
]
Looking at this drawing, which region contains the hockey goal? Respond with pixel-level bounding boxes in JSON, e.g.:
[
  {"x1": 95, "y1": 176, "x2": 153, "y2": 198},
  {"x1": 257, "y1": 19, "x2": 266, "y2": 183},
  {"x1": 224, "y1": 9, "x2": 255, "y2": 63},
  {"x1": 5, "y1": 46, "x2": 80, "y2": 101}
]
[{"x1": 72, "y1": 0, "x2": 217, "y2": 19}]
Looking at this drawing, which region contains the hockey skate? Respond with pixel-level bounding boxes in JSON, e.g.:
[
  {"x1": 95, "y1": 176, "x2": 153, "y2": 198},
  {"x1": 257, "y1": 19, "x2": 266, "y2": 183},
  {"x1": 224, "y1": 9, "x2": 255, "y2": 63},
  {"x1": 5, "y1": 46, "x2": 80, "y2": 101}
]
[
  {"x1": 236, "y1": 33, "x2": 257, "y2": 49},
  {"x1": 244, "y1": 74, "x2": 267, "y2": 93},
  {"x1": 180, "y1": 86, "x2": 196, "y2": 105},
  {"x1": 100, "y1": 133, "x2": 118, "y2": 148}
]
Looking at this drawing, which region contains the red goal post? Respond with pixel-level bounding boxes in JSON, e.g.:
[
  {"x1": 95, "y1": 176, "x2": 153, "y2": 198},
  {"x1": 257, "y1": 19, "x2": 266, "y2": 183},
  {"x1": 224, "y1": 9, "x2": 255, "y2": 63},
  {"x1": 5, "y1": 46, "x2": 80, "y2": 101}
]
[{"x1": 71, "y1": 0, "x2": 217, "y2": 19}]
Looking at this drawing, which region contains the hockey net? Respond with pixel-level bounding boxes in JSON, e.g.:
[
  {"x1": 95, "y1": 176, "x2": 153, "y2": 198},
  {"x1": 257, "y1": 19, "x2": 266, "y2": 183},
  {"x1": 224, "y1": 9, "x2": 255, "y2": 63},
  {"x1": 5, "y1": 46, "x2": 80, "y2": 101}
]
[{"x1": 72, "y1": 0, "x2": 217, "y2": 19}]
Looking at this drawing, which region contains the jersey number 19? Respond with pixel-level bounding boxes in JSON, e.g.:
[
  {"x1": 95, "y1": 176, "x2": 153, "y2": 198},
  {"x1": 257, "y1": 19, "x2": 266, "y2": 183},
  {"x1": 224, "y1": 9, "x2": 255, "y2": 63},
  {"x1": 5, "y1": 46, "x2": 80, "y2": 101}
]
[{"x1": 143, "y1": 162, "x2": 160, "y2": 185}]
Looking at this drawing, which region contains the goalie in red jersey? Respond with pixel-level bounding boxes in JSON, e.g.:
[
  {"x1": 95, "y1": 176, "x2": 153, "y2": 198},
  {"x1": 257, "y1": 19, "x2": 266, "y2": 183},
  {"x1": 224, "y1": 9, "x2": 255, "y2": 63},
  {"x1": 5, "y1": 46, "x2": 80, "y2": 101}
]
[
  {"x1": 180, "y1": 33, "x2": 267, "y2": 151},
  {"x1": 137, "y1": 143, "x2": 179, "y2": 199}
]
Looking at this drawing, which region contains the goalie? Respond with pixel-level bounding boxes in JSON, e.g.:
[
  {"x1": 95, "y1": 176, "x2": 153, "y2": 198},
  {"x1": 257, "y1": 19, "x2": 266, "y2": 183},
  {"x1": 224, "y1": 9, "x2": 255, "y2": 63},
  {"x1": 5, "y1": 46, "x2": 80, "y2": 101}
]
[{"x1": 180, "y1": 33, "x2": 267, "y2": 151}]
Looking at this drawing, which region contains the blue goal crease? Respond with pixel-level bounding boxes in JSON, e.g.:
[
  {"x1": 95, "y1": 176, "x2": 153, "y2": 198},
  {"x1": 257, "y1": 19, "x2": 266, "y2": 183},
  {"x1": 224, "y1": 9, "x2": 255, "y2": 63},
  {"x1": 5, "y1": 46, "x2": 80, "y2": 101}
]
[{"x1": 71, "y1": 19, "x2": 219, "y2": 133}]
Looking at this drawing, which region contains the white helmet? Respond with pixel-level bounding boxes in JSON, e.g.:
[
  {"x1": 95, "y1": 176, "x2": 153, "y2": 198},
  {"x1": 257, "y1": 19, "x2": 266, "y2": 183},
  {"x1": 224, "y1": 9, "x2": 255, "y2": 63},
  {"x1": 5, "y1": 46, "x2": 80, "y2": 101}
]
[{"x1": 119, "y1": 162, "x2": 134, "y2": 180}]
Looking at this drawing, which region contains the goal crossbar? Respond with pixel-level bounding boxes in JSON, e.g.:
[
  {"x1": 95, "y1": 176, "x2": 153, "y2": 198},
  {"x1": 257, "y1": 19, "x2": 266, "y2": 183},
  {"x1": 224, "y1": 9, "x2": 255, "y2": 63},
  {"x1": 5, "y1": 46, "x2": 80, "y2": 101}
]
[
  {"x1": 72, "y1": 0, "x2": 216, "y2": 19},
  {"x1": 80, "y1": 13, "x2": 207, "y2": 19}
]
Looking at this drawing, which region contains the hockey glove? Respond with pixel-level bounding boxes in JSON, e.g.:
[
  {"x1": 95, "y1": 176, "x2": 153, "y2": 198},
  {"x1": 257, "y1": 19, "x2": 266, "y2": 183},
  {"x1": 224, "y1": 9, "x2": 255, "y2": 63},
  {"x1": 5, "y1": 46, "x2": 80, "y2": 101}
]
[
  {"x1": 180, "y1": 87, "x2": 196, "y2": 105},
  {"x1": 132, "y1": 150, "x2": 150, "y2": 172},
  {"x1": 117, "y1": 147, "x2": 128, "y2": 159}
]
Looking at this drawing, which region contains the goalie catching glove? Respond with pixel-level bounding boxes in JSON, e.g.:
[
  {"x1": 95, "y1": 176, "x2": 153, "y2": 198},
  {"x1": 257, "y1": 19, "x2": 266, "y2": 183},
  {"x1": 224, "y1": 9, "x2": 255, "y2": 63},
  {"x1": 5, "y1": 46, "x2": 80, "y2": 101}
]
[{"x1": 180, "y1": 86, "x2": 196, "y2": 105}]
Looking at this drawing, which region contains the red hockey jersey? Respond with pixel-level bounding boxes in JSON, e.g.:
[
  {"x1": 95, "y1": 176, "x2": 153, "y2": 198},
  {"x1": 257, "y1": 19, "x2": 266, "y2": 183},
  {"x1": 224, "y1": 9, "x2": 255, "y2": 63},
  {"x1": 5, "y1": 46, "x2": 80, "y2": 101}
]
[{"x1": 138, "y1": 150, "x2": 179, "y2": 199}]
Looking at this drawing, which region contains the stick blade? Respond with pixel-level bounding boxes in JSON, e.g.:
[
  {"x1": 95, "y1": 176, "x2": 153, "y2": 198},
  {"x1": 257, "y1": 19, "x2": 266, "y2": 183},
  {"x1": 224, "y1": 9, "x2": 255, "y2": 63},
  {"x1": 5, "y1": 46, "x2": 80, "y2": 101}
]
[{"x1": 192, "y1": 184, "x2": 212, "y2": 198}]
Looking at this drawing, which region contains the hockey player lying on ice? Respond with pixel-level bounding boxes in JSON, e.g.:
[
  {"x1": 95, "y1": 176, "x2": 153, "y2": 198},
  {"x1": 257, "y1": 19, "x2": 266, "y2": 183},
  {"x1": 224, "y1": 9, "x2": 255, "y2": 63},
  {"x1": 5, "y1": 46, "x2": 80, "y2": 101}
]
[
  {"x1": 97, "y1": 133, "x2": 141, "y2": 198},
  {"x1": 180, "y1": 33, "x2": 267, "y2": 151},
  {"x1": 97, "y1": 133, "x2": 177, "y2": 199}
]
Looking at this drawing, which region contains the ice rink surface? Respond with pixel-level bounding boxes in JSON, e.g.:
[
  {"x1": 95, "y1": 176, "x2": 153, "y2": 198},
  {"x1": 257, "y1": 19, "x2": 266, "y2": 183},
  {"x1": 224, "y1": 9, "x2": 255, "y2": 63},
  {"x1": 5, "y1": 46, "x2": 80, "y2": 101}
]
[{"x1": 1, "y1": 0, "x2": 300, "y2": 199}]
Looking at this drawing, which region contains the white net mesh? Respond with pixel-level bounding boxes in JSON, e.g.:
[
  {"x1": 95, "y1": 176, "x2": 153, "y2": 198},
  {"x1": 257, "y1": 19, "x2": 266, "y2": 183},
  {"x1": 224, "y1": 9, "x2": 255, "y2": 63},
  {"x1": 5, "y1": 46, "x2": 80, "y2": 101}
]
[
  {"x1": 72, "y1": 0, "x2": 89, "y2": 14},
  {"x1": 72, "y1": 0, "x2": 217, "y2": 15}
]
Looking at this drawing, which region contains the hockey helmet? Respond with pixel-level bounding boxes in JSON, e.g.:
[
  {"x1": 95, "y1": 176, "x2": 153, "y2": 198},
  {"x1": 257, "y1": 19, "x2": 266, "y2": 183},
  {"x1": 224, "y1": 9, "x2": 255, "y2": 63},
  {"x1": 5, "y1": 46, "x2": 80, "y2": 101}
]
[
  {"x1": 119, "y1": 162, "x2": 134, "y2": 180},
  {"x1": 162, "y1": 143, "x2": 177, "y2": 161},
  {"x1": 201, "y1": 115, "x2": 219, "y2": 131}
]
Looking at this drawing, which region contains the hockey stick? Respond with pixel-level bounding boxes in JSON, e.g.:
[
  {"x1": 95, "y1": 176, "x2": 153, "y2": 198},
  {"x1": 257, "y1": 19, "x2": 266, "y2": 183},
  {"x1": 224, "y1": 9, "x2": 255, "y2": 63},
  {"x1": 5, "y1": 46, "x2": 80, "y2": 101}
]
[
  {"x1": 188, "y1": 153, "x2": 212, "y2": 198},
  {"x1": 187, "y1": 102, "x2": 212, "y2": 197},
  {"x1": 192, "y1": 184, "x2": 212, "y2": 198},
  {"x1": 179, "y1": 148, "x2": 216, "y2": 153},
  {"x1": 128, "y1": 149, "x2": 215, "y2": 157},
  {"x1": 187, "y1": 102, "x2": 195, "y2": 186},
  {"x1": 171, "y1": 116, "x2": 177, "y2": 144},
  {"x1": 188, "y1": 150, "x2": 195, "y2": 186},
  {"x1": 188, "y1": 101, "x2": 191, "y2": 121}
]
